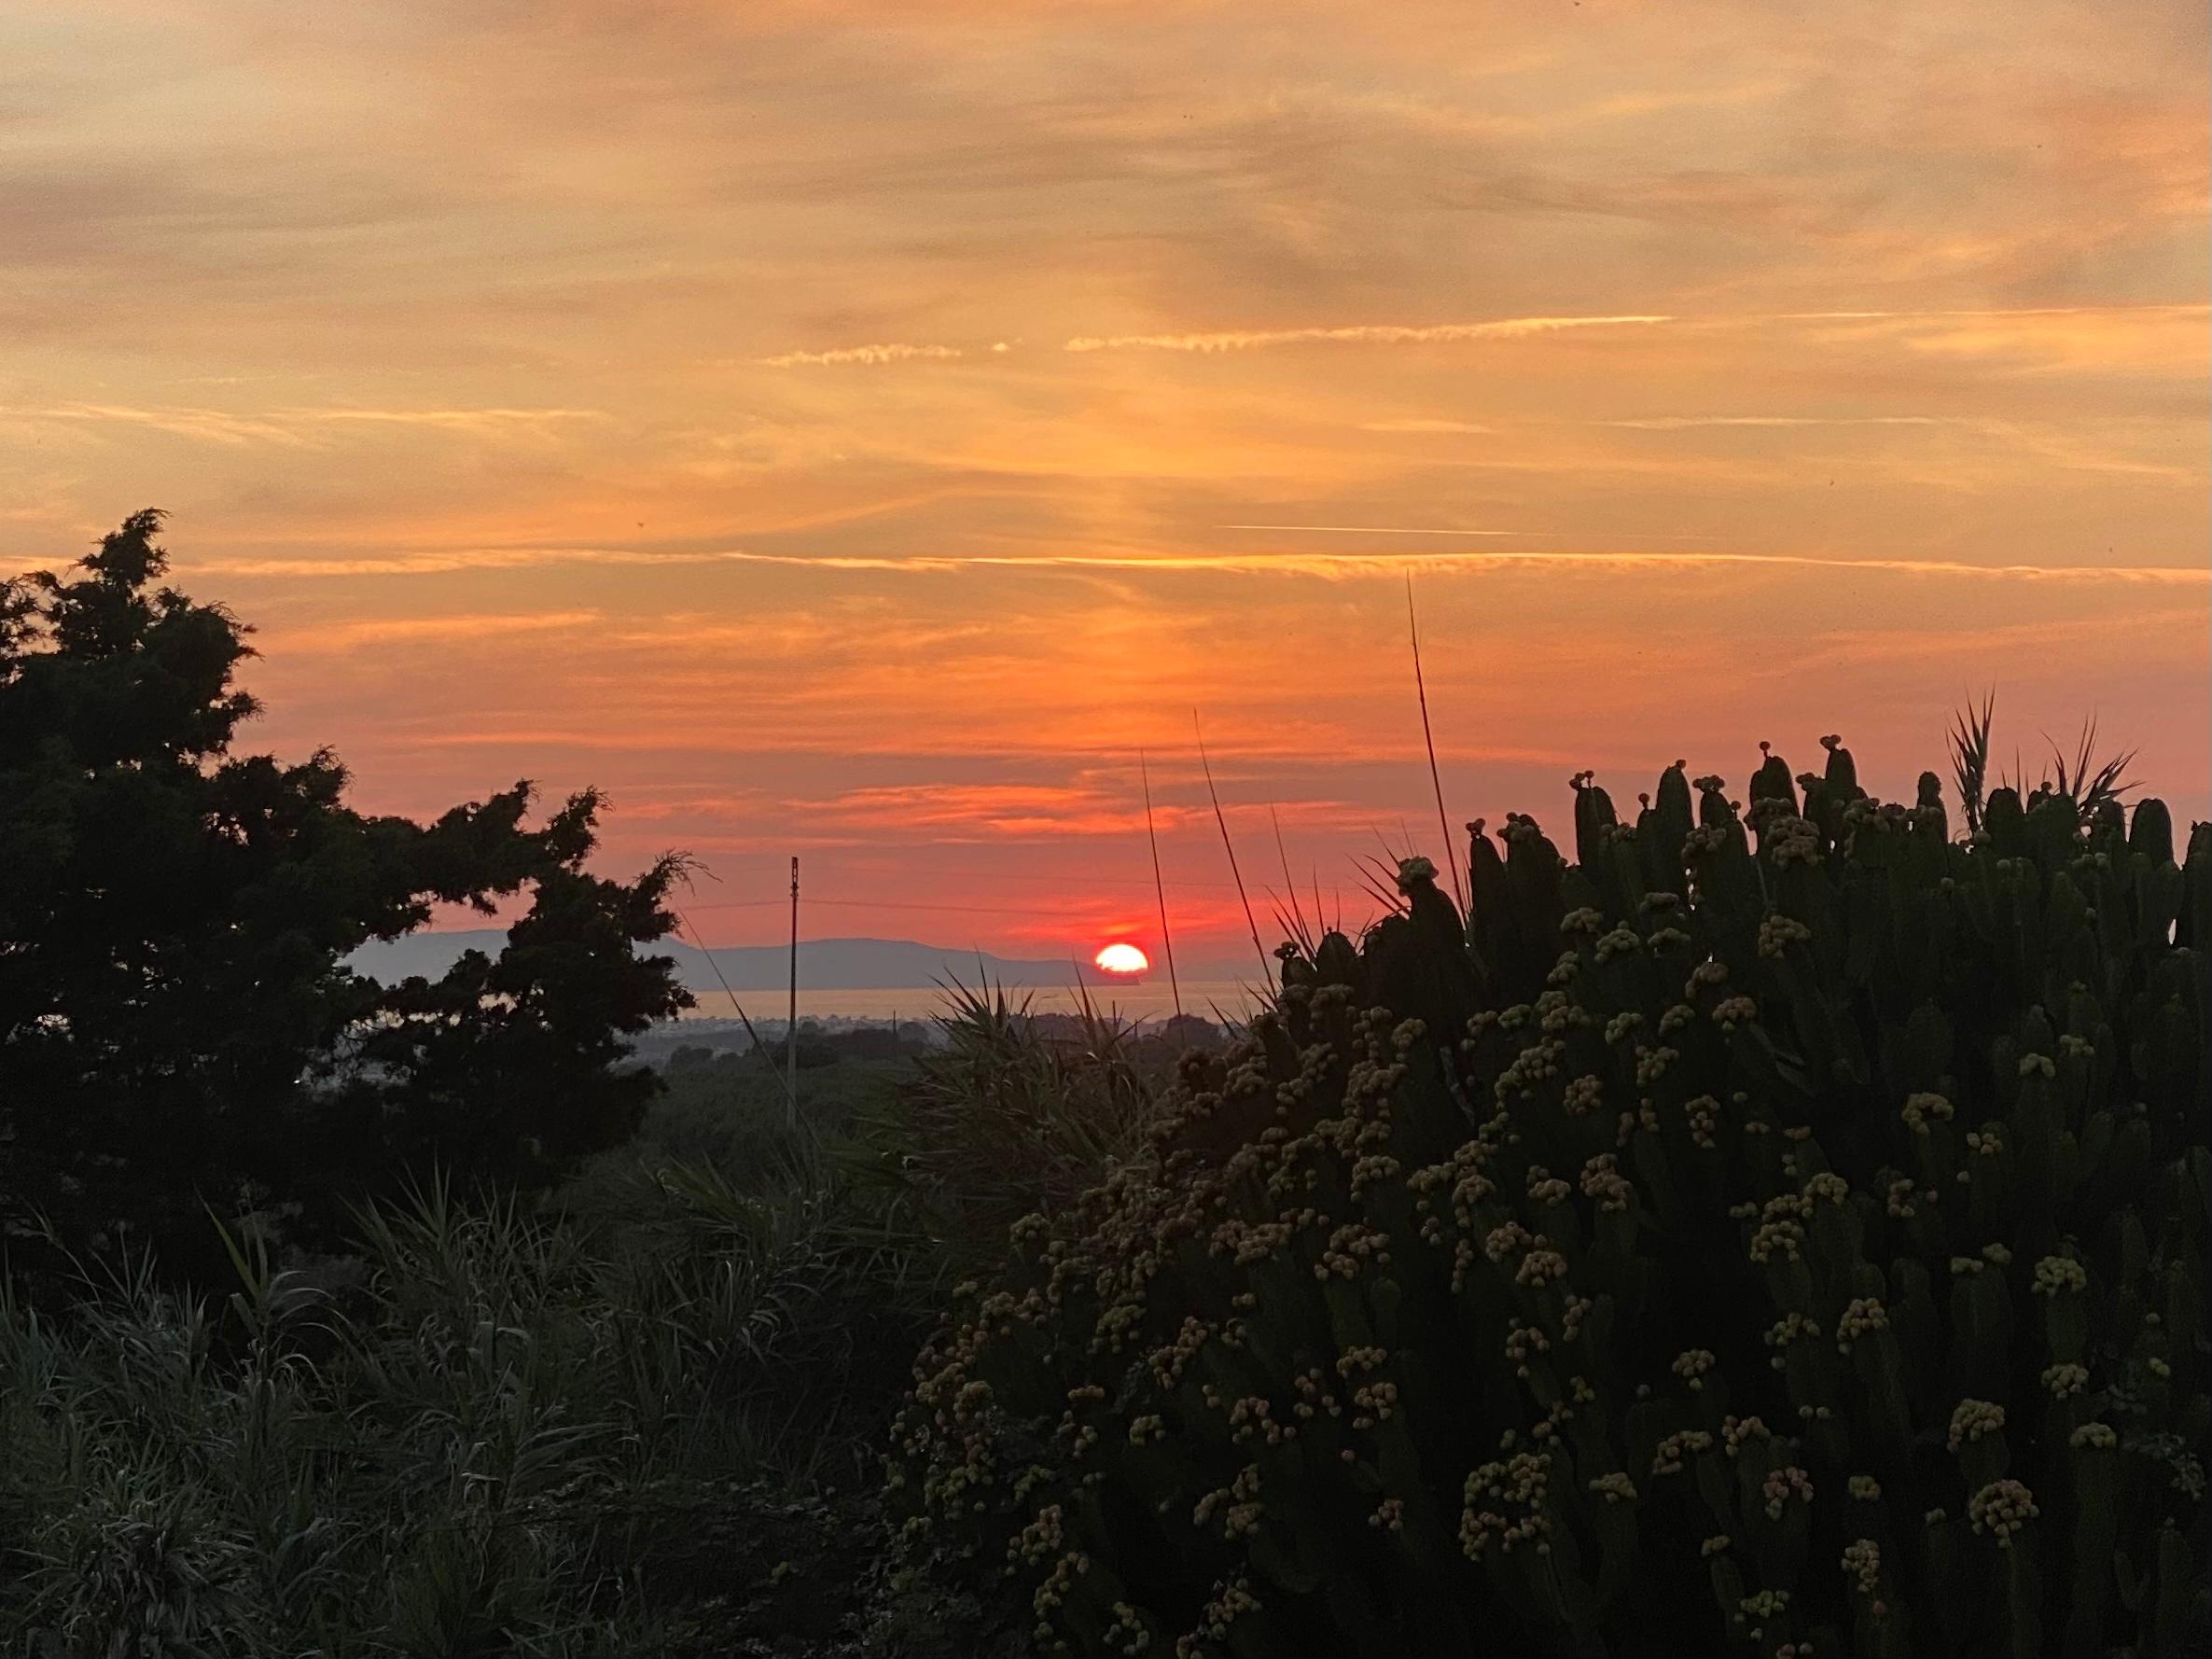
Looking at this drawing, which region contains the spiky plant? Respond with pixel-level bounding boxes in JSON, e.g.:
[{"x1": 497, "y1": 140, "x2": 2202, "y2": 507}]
[
  {"x1": 1952, "y1": 694, "x2": 2138, "y2": 838},
  {"x1": 2038, "y1": 718, "x2": 2137, "y2": 829},
  {"x1": 1949, "y1": 694, "x2": 1997, "y2": 839},
  {"x1": 888, "y1": 737, "x2": 2209, "y2": 1659},
  {"x1": 848, "y1": 980, "x2": 1163, "y2": 1281}
]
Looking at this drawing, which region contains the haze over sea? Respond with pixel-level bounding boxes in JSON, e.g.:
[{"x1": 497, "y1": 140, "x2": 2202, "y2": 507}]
[{"x1": 678, "y1": 979, "x2": 1263, "y2": 1025}]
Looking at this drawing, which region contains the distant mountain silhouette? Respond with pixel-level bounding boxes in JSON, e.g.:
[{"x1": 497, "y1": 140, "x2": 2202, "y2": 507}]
[{"x1": 346, "y1": 931, "x2": 1247, "y2": 993}]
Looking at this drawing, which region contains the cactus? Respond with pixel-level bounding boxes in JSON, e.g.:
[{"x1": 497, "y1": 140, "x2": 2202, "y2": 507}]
[{"x1": 888, "y1": 740, "x2": 2210, "y2": 1658}]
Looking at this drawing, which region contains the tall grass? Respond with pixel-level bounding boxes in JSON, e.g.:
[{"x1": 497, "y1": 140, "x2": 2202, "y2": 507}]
[
  {"x1": 1, "y1": 993, "x2": 1147, "y2": 1655},
  {"x1": 844, "y1": 979, "x2": 1175, "y2": 1281},
  {"x1": 0, "y1": 1160, "x2": 928, "y2": 1656}
]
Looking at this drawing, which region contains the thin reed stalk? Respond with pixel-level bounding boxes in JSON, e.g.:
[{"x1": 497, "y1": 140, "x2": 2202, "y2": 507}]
[
  {"x1": 674, "y1": 905, "x2": 791, "y2": 1107},
  {"x1": 1193, "y1": 711, "x2": 1273, "y2": 977},
  {"x1": 1406, "y1": 572, "x2": 1465, "y2": 913},
  {"x1": 1139, "y1": 749, "x2": 1183, "y2": 1021}
]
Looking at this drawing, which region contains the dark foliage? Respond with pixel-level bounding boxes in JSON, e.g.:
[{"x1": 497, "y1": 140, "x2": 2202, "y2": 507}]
[
  {"x1": 1, "y1": 1007, "x2": 1095, "y2": 1654},
  {"x1": 892, "y1": 742, "x2": 2210, "y2": 1658},
  {"x1": 848, "y1": 982, "x2": 1172, "y2": 1282},
  {"x1": 0, "y1": 511, "x2": 690, "y2": 1274}
]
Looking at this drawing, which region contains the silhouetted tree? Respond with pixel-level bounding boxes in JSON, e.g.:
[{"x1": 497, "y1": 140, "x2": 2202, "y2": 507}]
[{"x1": 0, "y1": 510, "x2": 690, "y2": 1272}]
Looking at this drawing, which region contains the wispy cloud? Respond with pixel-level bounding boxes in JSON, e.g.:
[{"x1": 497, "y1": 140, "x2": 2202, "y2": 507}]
[
  {"x1": 795, "y1": 781, "x2": 1167, "y2": 839},
  {"x1": 1360, "y1": 419, "x2": 1497, "y2": 435},
  {"x1": 1061, "y1": 304, "x2": 2207, "y2": 364},
  {"x1": 1218, "y1": 523, "x2": 1525, "y2": 537},
  {"x1": 4, "y1": 0, "x2": 2205, "y2": 951},
  {"x1": 1063, "y1": 315, "x2": 1673, "y2": 354},
  {"x1": 758, "y1": 342, "x2": 965, "y2": 368},
  {"x1": 271, "y1": 610, "x2": 603, "y2": 653},
  {"x1": 295, "y1": 407, "x2": 609, "y2": 432},
  {"x1": 184, "y1": 549, "x2": 767, "y2": 578},
  {"x1": 1217, "y1": 523, "x2": 1730, "y2": 542},
  {"x1": 3, "y1": 402, "x2": 317, "y2": 448},
  {"x1": 1593, "y1": 415, "x2": 1949, "y2": 431},
  {"x1": 1774, "y1": 304, "x2": 2205, "y2": 322},
  {"x1": 1, "y1": 402, "x2": 610, "y2": 448},
  {"x1": 461, "y1": 546, "x2": 2206, "y2": 585},
  {"x1": 1800, "y1": 607, "x2": 2212, "y2": 669}
]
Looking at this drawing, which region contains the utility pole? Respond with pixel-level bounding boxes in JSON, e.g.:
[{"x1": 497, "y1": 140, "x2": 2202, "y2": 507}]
[{"x1": 786, "y1": 856, "x2": 800, "y2": 1130}]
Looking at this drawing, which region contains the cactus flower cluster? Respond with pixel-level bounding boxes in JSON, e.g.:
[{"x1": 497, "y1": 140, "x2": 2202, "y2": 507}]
[{"x1": 888, "y1": 743, "x2": 2209, "y2": 1657}]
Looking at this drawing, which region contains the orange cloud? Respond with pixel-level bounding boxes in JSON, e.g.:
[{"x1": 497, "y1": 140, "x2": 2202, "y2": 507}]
[
  {"x1": 3, "y1": 0, "x2": 2201, "y2": 961},
  {"x1": 1063, "y1": 314, "x2": 1675, "y2": 354},
  {"x1": 759, "y1": 343, "x2": 966, "y2": 368}
]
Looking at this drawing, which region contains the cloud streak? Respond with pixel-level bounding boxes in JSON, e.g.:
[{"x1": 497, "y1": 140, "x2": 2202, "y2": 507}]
[
  {"x1": 1, "y1": 402, "x2": 611, "y2": 448},
  {"x1": 1218, "y1": 523, "x2": 1526, "y2": 537},
  {"x1": 758, "y1": 342, "x2": 965, "y2": 368},
  {"x1": 1360, "y1": 419, "x2": 1497, "y2": 435},
  {"x1": 179, "y1": 549, "x2": 769, "y2": 579},
  {"x1": 297, "y1": 407, "x2": 609, "y2": 431},
  {"x1": 1062, "y1": 304, "x2": 2206, "y2": 359},
  {"x1": 1064, "y1": 314, "x2": 1674, "y2": 354},
  {"x1": 4, "y1": 403, "x2": 319, "y2": 448},
  {"x1": 1593, "y1": 415, "x2": 1950, "y2": 431},
  {"x1": 2, "y1": 0, "x2": 2202, "y2": 954},
  {"x1": 371, "y1": 546, "x2": 2202, "y2": 585},
  {"x1": 271, "y1": 610, "x2": 603, "y2": 653}
]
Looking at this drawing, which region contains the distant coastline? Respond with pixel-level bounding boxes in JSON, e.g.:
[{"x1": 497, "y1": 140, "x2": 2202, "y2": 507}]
[
  {"x1": 675, "y1": 978, "x2": 1266, "y2": 1025},
  {"x1": 347, "y1": 930, "x2": 1263, "y2": 1012}
]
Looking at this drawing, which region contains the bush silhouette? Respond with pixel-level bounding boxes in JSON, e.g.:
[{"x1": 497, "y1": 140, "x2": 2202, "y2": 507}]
[
  {"x1": 0, "y1": 511, "x2": 690, "y2": 1275},
  {"x1": 892, "y1": 745, "x2": 2209, "y2": 1657}
]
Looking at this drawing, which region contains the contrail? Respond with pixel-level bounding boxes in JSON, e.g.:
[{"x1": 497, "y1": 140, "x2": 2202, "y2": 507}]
[
  {"x1": 163, "y1": 546, "x2": 2211, "y2": 586},
  {"x1": 1221, "y1": 523, "x2": 1728, "y2": 542},
  {"x1": 1058, "y1": 303, "x2": 2205, "y2": 357},
  {"x1": 1065, "y1": 314, "x2": 1670, "y2": 354},
  {"x1": 1220, "y1": 523, "x2": 1523, "y2": 537}
]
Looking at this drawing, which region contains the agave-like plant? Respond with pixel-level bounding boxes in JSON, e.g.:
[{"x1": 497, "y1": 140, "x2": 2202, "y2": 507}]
[
  {"x1": 1951, "y1": 694, "x2": 2137, "y2": 838},
  {"x1": 2037, "y1": 716, "x2": 2136, "y2": 826},
  {"x1": 1949, "y1": 692, "x2": 1996, "y2": 837}
]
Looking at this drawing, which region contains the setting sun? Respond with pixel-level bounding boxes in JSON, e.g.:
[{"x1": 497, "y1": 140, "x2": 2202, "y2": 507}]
[{"x1": 4, "y1": 0, "x2": 2205, "y2": 1648}]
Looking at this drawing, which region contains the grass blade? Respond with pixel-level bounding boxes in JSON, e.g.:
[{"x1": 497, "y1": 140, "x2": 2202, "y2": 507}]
[
  {"x1": 1407, "y1": 572, "x2": 1466, "y2": 914},
  {"x1": 1948, "y1": 690, "x2": 1995, "y2": 838},
  {"x1": 1139, "y1": 748, "x2": 1183, "y2": 1021},
  {"x1": 1193, "y1": 710, "x2": 1273, "y2": 978},
  {"x1": 674, "y1": 904, "x2": 790, "y2": 1107}
]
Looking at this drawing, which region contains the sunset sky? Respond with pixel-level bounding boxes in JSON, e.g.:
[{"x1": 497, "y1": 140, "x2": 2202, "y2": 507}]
[{"x1": 5, "y1": 1, "x2": 2206, "y2": 966}]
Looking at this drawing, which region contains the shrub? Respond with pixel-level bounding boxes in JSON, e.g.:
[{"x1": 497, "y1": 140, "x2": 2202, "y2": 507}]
[
  {"x1": 889, "y1": 743, "x2": 2210, "y2": 1657},
  {"x1": 851, "y1": 982, "x2": 1164, "y2": 1280},
  {"x1": 1, "y1": 510, "x2": 689, "y2": 1276},
  {"x1": 0, "y1": 1163, "x2": 933, "y2": 1654},
  {"x1": 607, "y1": 1050, "x2": 911, "y2": 1189}
]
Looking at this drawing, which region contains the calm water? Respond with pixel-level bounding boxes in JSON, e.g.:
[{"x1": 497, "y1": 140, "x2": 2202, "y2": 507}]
[{"x1": 676, "y1": 978, "x2": 1268, "y2": 1025}]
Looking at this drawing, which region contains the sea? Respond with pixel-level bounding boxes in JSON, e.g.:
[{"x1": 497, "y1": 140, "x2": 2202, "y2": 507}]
[{"x1": 674, "y1": 977, "x2": 1267, "y2": 1026}]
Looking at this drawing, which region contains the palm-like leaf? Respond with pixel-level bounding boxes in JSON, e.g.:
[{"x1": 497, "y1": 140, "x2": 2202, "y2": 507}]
[
  {"x1": 1949, "y1": 690, "x2": 1996, "y2": 837},
  {"x1": 2042, "y1": 716, "x2": 2138, "y2": 825}
]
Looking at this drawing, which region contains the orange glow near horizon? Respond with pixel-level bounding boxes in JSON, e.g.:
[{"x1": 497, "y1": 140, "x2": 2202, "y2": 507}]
[
  {"x1": 0, "y1": 4, "x2": 2203, "y2": 967},
  {"x1": 1094, "y1": 943, "x2": 1151, "y2": 976}
]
